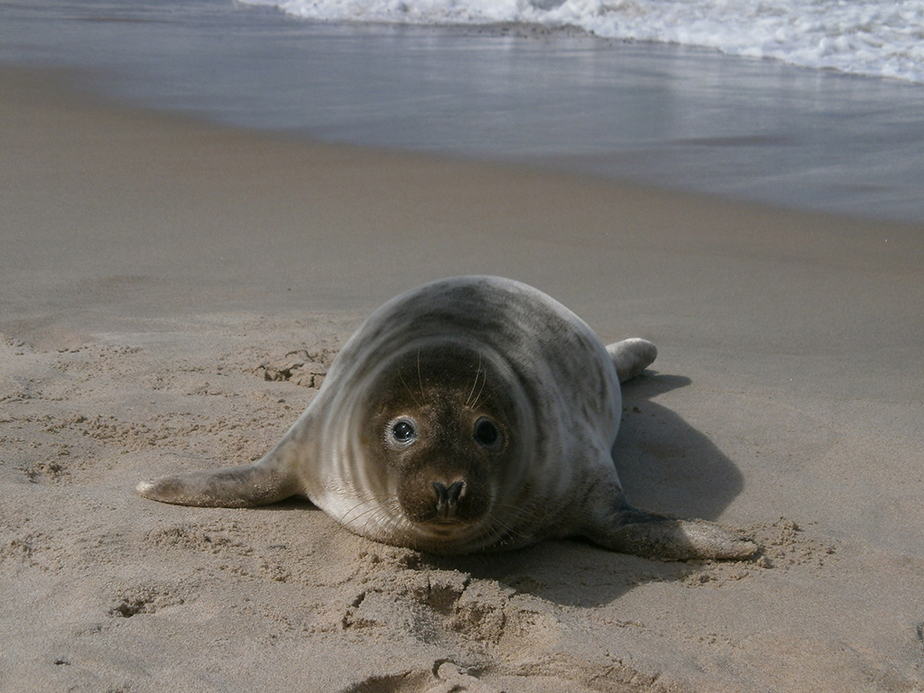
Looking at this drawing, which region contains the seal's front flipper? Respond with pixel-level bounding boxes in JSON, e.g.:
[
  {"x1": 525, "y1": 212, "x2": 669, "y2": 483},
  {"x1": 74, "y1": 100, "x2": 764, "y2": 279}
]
[
  {"x1": 137, "y1": 459, "x2": 300, "y2": 508},
  {"x1": 584, "y1": 503, "x2": 757, "y2": 561},
  {"x1": 606, "y1": 338, "x2": 657, "y2": 383}
]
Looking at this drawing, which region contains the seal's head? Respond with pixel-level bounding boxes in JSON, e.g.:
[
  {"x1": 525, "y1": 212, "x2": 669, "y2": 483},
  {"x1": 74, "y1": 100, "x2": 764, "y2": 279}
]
[{"x1": 359, "y1": 340, "x2": 532, "y2": 551}]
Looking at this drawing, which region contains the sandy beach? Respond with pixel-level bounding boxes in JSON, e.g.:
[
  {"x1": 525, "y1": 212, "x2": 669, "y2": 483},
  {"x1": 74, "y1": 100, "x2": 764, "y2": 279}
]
[{"x1": 2, "y1": 66, "x2": 924, "y2": 692}]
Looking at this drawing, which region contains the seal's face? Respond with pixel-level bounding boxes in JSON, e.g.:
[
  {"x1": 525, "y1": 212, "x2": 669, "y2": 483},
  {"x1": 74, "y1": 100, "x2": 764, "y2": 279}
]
[{"x1": 363, "y1": 343, "x2": 526, "y2": 548}]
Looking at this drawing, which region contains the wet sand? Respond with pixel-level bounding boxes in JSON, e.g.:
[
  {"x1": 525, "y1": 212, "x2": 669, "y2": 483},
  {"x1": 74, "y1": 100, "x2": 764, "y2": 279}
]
[
  {"x1": 2, "y1": 67, "x2": 924, "y2": 692},
  {"x1": 4, "y1": 4, "x2": 924, "y2": 225}
]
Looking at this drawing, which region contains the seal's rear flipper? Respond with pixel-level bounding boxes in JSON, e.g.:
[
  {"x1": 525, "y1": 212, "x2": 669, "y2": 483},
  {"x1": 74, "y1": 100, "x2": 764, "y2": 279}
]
[
  {"x1": 584, "y1": 504, "x2": 757, "y2": 561},
  {"x1": 606, "y1": 338, "x2": 657, "y2": 383},
  {"x1": 137, "y1": 460, "x2": 299, "y2": 508}
]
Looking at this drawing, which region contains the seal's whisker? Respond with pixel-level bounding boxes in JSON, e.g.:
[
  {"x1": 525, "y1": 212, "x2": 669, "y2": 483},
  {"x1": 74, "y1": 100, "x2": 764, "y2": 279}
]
[
  {"x1": 464, "y1": 357, "x2": 482, "y2": 408},
  {"x1": 339, "y1": 493, "x2": 401, "y2": 530},
  {"x1": 398, "y1": 369, "x2": 421, "y2": 407},
  {"x1": 470, "y1": 377, "x2": 489, "y2": 410},
  {"x1": 467, "y1": 358, "x2": 491, "y2": 410},
  {"x1": 342, "y1": 505, "x2": 401, "y2": 540},
  {"x1": 466, "y1": 355, "x2": 485, "y2": 407},
  {"x1": 483, "y1": 501, "x2": 553, "y2": 542},
  {"x1": 417, "y1": 348, "x2": 423, "y2": 393},
  {"x1": 339, "y1": 499, "x2": 378, "y2": 527},
  {"x1": 477, "y1": 514, "x2": 527, "y2": 548}
]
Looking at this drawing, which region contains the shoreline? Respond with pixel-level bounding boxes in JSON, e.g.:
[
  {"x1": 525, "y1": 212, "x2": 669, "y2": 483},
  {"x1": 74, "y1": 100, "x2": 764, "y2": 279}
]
[
  {"x1": 3, "y1": 5, "x2": 924, "y2": 224},
  {"x1": 3, "y1": 65, "x2": 924, "y2": 692}
]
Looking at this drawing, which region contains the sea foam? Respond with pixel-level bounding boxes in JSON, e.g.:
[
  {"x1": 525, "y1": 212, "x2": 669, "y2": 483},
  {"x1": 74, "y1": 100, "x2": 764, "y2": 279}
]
[{"x1": 242, "y1": 0, "x2": 924, "y2": 84}]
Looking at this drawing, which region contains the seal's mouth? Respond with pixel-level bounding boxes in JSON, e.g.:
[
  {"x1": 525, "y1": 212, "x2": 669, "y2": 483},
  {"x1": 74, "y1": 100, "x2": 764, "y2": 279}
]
[
  {"x1": 410, "y1": 519, "x2": 486, "y2": 547},
  {"x1": 414, "y1": 514, "x2": 478, "y2": 531},
  {"x1": 420, "y1": 521, "x2": 469, "y2": 533},
  {"x1": 410, "y1": 485, "x2": 486, "y2": 533}
]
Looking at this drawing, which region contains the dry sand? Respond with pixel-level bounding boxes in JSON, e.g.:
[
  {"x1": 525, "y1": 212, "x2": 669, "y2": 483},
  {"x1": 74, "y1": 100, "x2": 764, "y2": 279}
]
[{"x1": 2, "y1": 66, "x2": 924, "y2": 692}]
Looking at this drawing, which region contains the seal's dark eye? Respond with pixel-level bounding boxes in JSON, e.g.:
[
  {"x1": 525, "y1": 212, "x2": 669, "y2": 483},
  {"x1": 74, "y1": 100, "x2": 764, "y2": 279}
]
[
  {"x1": 390, "y1": 419, "x2": 416, "y2": 443},
  {"x1": 473, "y1": 417, "x2": 501, "y2": 449}
]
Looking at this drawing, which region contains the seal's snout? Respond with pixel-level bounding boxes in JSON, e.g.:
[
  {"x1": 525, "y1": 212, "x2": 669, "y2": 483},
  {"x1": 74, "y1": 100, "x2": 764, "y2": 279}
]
[
  {"x1": 432, "y1": 480, "x2": 465, "y2": 520},
  {"x1": 399, "y1": 463, "x2": 489, "y2": 527}
]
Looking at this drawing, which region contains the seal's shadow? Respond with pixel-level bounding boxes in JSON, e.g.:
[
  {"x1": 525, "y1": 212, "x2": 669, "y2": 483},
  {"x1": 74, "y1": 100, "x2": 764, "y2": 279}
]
[
  {"x1": 611, "y1": 372, "x2": 744, "y2": 521},
  {"x1": 430, "y1": 372, "x2": 748, "y2": 607}
]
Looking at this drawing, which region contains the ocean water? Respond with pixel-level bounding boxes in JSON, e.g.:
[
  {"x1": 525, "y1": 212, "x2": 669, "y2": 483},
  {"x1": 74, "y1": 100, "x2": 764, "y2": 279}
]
[
  {"x1": 1, "y1": 0, "x2": 923, "y2": 224},
  {"x1": 247, "y1": 0, "x2": 924, "y2": 84}
]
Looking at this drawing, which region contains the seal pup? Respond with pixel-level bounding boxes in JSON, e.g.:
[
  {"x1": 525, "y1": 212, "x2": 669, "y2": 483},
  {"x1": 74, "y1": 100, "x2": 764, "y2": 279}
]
[{"x1": 138, "y1": 276, "x2": 755, "y2": 561}]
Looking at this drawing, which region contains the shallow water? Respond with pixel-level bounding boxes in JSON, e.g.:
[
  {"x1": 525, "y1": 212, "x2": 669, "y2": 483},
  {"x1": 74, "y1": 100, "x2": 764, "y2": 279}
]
[
  {"x1": 245, "y1": 0, "x2": 924, "y2": 84},
  {"x1": 2, "y1": 0, "x2": 923, "y2": 223}
]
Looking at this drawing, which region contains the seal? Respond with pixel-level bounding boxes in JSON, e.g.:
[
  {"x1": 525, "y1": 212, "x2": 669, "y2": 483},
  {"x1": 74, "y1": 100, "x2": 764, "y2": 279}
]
[{"x1": 138, "y1": 276, "x2": 755, "y2": 560}]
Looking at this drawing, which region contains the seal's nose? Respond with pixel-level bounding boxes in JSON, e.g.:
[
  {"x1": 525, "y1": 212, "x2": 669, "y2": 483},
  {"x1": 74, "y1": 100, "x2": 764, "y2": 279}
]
[{"x1": 432, "y1": 480, "x2": 465, "y2": 519}]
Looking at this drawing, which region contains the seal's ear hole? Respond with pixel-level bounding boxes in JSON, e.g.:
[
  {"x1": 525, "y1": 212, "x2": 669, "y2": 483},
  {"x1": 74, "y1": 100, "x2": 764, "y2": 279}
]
[
  {"x1": 388, "y1": 418, "x2": 418, "y2": 446},
  {"x1": 473, "y1": 417, "x2": 503, "y2": 450}
]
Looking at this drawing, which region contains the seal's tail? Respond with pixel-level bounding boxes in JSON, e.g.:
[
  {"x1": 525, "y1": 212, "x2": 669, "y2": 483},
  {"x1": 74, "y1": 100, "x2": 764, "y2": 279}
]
[{"x1": 606, "y1": 338, "x2": 657, "y2": 383}]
